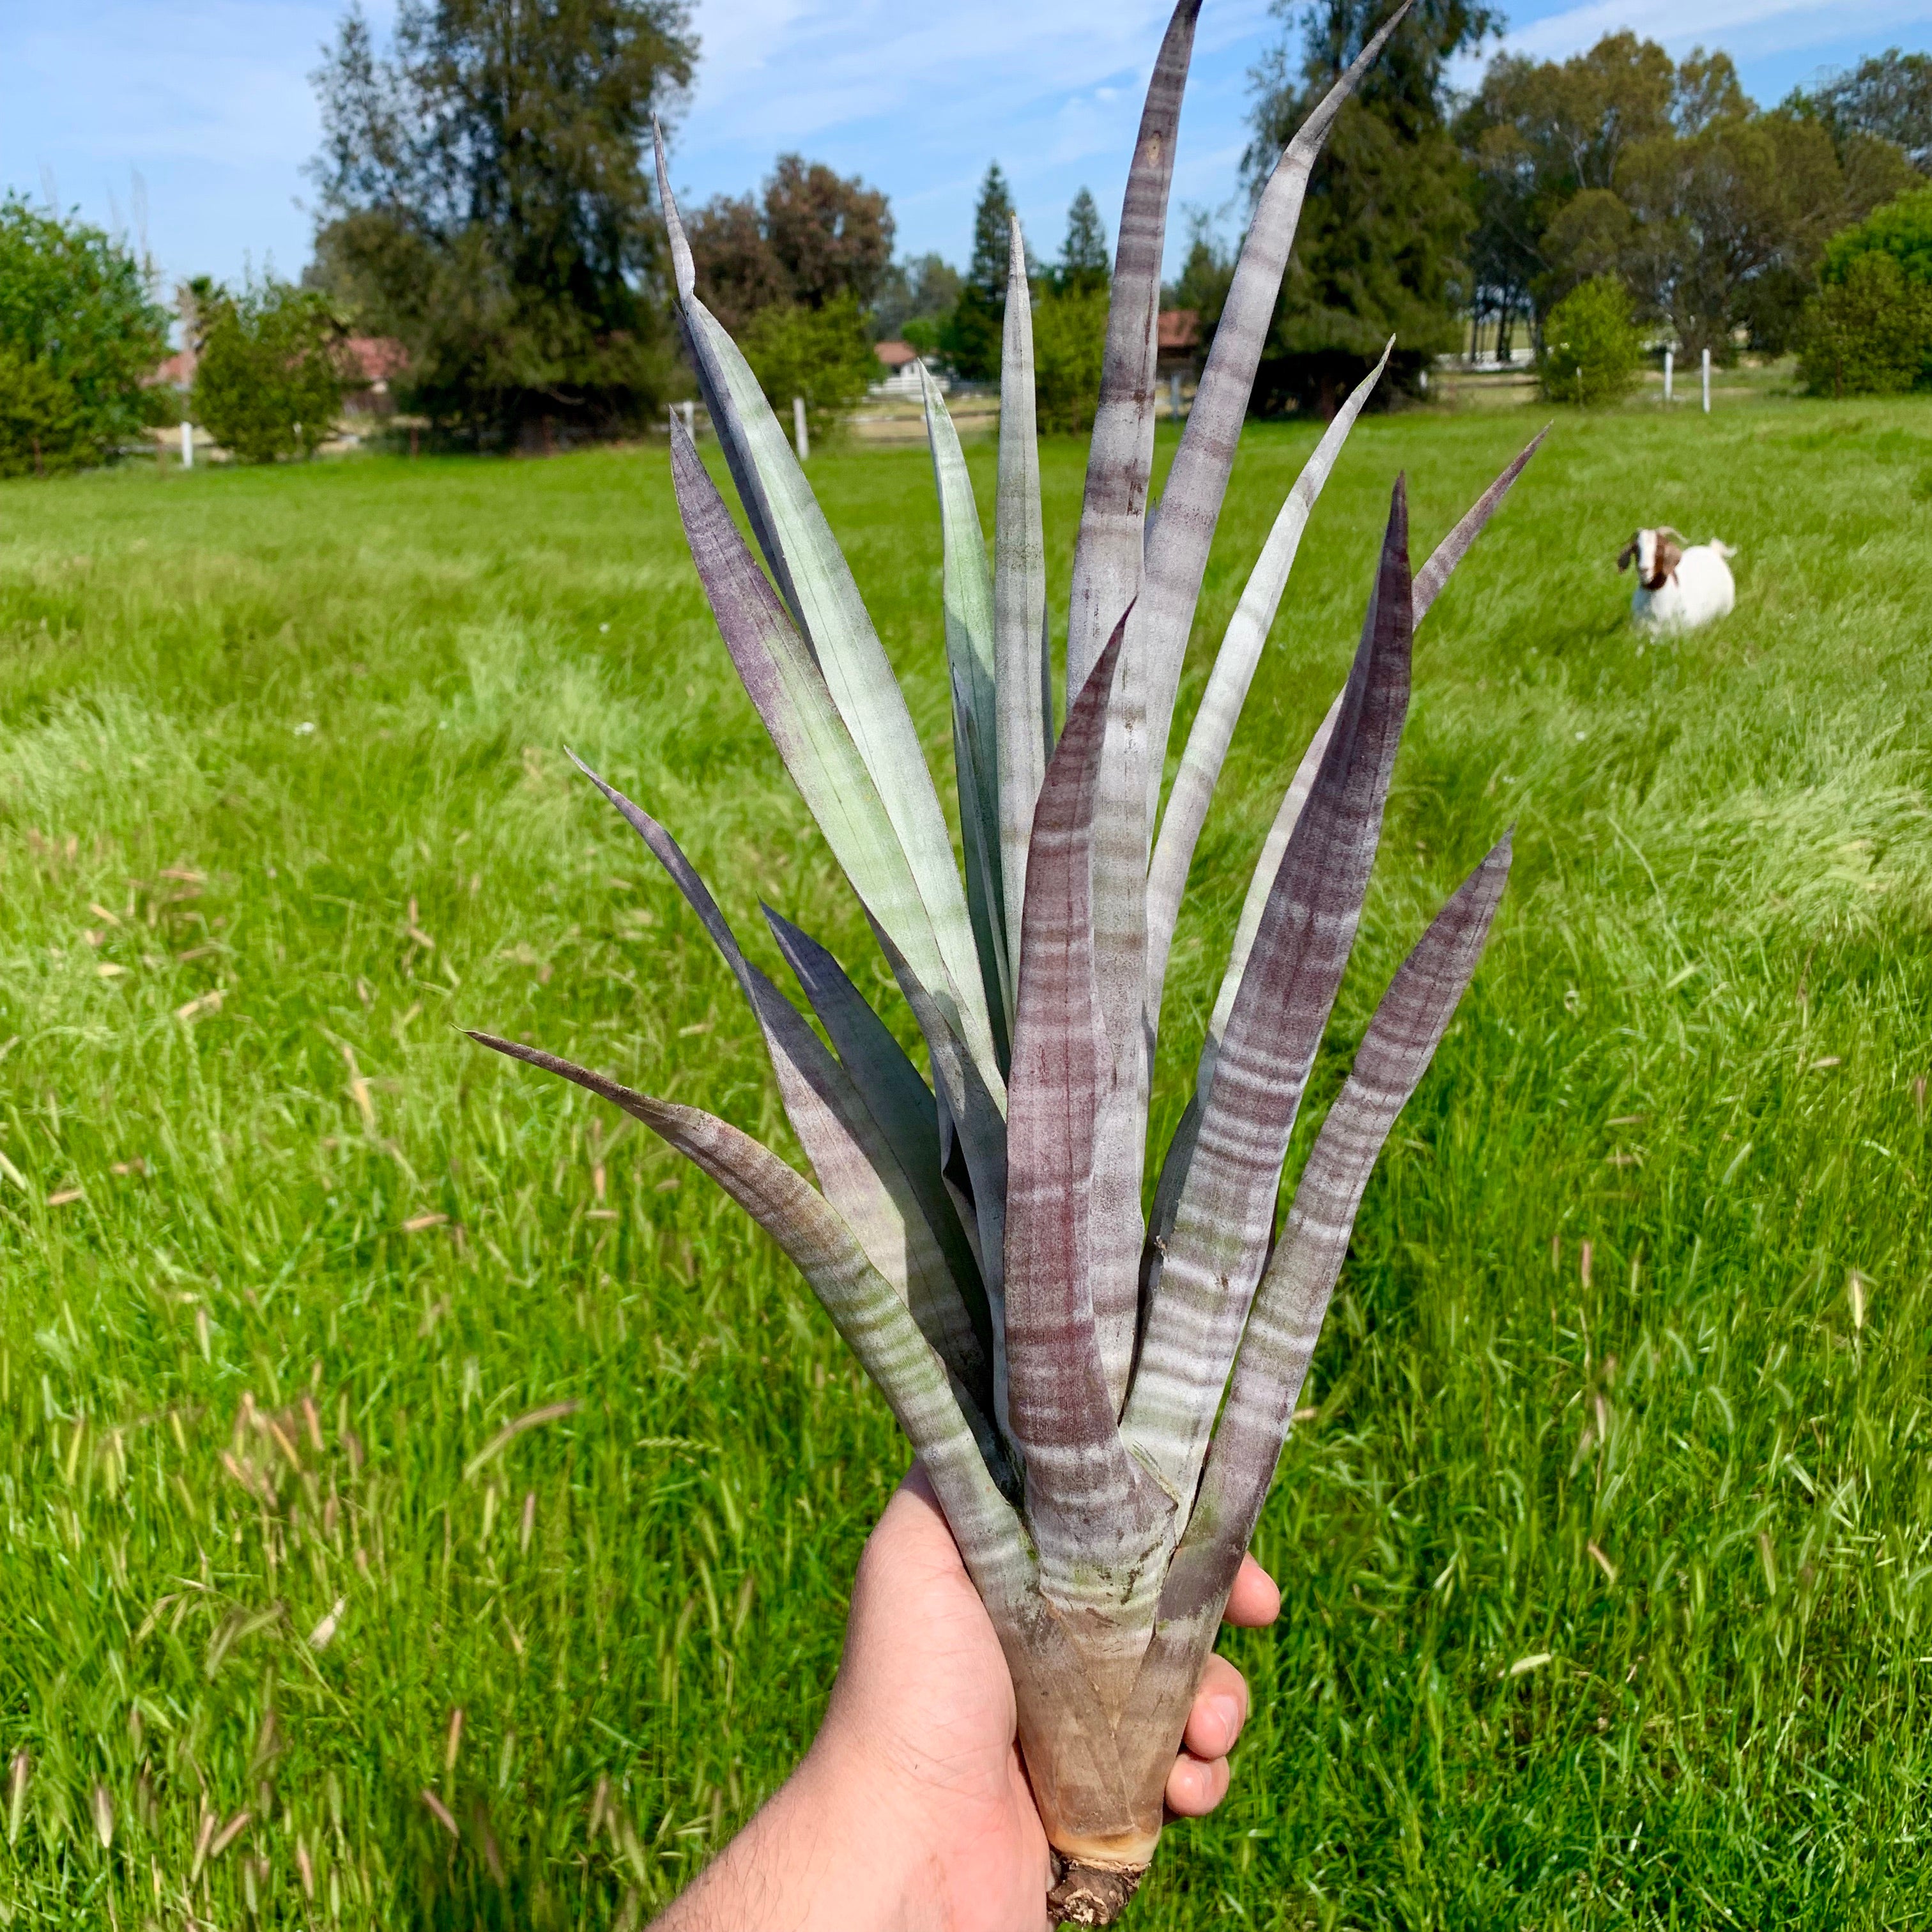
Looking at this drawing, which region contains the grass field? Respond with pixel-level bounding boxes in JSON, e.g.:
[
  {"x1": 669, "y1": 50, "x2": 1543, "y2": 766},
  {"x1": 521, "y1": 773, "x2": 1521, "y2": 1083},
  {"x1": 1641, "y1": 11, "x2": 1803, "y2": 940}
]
[{"x1": 3, "y1": 389, "x2": 1932, "y2": 1929}]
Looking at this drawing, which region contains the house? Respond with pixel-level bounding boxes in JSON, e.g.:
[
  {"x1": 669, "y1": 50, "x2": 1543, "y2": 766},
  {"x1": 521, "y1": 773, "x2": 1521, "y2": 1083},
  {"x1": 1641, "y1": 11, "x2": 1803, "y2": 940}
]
[
  {"x1": 342, "y1": 337, "x2": 409, "y2": 417},
  {"x1": 870, "y1": 339, "x2": 945, "y2": 399},
  {"x1": 1156, "y1": 309, "x2": 1200, "y2": 383}
]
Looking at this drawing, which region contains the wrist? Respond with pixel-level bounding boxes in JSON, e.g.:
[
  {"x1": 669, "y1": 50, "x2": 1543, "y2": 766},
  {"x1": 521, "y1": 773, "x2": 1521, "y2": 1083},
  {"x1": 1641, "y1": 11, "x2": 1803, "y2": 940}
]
[
  {"x1": 780, "y1": 1724, "x2": 953, "y2": 1931},
  {"x1": 657, "y1": 1728, "x2": 951, "y2": 1932}
]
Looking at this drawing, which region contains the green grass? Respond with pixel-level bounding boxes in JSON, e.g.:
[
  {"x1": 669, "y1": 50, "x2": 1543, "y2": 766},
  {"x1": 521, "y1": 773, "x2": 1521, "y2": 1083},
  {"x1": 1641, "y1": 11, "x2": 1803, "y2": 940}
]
[{"x1": 3, "y1": 390, "x2": 1931, "y2": 1928}]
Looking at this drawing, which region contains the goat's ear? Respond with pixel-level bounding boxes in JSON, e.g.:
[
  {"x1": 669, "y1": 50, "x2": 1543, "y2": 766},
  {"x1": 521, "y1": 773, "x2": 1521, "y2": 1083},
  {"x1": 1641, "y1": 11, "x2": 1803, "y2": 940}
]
[
  {"x1": 1656, "y1": 532, "x2": 1682, "y2": 578},
  {"x1": 1616, "y1": 536, "x2": 1639, "y2": 572}
]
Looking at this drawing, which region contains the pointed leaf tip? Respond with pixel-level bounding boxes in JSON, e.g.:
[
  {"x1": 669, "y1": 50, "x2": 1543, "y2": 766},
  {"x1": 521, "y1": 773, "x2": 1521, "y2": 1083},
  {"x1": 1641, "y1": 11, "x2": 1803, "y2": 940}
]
[{"x1": 652, "y1": 121, "x2": 695, "y2": 306}]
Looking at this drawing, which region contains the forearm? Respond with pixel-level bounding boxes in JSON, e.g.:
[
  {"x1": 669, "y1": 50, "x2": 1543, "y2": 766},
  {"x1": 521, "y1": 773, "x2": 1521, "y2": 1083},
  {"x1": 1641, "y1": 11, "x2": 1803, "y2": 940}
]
[{"x1": 652, "y1": 1739, "x2": 944, "y2": 1932}]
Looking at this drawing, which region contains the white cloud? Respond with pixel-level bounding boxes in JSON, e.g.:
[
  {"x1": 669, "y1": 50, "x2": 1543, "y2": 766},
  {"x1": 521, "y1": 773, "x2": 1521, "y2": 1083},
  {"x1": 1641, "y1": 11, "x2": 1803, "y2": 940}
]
[
  {"x1": 673, "y1": 0, "x2": 1276, "y2": 268},
  {"x1": 1496, "y1": 0, "x2": 1932, "y2": 65}
]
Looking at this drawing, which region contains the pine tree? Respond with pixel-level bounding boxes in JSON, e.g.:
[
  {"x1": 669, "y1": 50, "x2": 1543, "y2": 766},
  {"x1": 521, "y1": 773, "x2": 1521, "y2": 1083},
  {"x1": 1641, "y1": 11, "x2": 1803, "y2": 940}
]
[
  {"x1": 1058, "y1": 187, "x2": 1110, "y2": 294},
  {"x1": 946, "y1": 162, "x2": 1015, "y2": 381},
  {"x1": 1247, "y1": 0, "x2": 1496, "y2": 411}
]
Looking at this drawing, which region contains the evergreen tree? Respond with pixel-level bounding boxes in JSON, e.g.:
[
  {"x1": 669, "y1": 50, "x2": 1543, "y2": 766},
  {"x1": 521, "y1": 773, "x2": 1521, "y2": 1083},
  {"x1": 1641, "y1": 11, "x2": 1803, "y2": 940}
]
[
  {"x1": 944, "y1": 163, "x2": 1015, "y2": 381},
  {"x1": 308, "y1": 0, "x2": 696, "y2": 445},
  {"x1": 1057, "y1": 187, "x2": 1110, "y2": 294},
  {"x1": 1246, "y1": 0, "x2": 1496, "y2": 411}
]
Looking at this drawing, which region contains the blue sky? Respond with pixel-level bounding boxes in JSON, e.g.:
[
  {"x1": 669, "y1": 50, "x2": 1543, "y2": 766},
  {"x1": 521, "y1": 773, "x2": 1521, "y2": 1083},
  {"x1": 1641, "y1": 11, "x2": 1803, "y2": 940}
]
[{"x1": 3, "y1": 0, "x2": 1928, "y2": 307}]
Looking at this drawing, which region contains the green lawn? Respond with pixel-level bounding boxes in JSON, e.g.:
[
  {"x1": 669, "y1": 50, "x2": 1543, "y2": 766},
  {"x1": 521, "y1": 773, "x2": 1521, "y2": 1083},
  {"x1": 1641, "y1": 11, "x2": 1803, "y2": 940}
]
[{"x1": 3, "y1": 391, "x2": 1931, "y2": 1929}]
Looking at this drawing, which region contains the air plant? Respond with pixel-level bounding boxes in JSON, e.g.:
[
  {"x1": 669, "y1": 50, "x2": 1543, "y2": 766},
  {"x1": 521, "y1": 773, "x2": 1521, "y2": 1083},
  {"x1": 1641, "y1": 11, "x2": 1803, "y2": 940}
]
[{"x1": 471, "y1": 1, "x2": 1542, "y2": 1919}]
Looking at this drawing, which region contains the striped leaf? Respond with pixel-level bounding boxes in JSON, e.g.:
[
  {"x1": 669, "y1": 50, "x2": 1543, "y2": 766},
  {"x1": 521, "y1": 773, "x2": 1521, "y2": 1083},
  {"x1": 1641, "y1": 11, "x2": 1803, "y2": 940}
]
[
  {"x1": 1413, "y1": 426, "x2": 1548, "y2": 624},
  {"x1": 565, "y1": 757, "x2": 990, "y2": 1407},
  {"x1": 995, "y1": 215, "x2": 1052, "y2": 963},
  {"x1": 1064, "y1": 0, "x2": 1202, "y2": 700},
  {"x1": 1158, "y1": 834, "x2": 1512, "y2": 1628},
  {"x1": 1058, "y1": 4, "x2": 1206, "y2": 1410},
  {"x1": 1137, "y1": 1, "x2": 1414, "y2": 814},
  {"x1": 467, "y1": 1032, "x2": 1031, "y2": 1588},
  {"x1": 921, "y1": 364, "x2": 1011, "y2": 1053},
  {"x1": 1124, "y1": 478, "x2": 1414, "y2": 1499},
  {"x1": 668, "y1": 423, "x2": 1004, "y2": 1105},
  {"x1": 762, "y1": 905, "x2": 995, "y2": 1379},
  {"x1": 867, "y1": 915, "x2": 1014, "y2": 1439},
  {"x1": 1004, "y1": 618, "x2": 1158, "y2": 1556},
  {"x1": 653, "y1": 141, "x2": 997, "y2": 1099},
  {"x1": 1144, "y1": 343, "x2": 1391, "y2": 1015}
]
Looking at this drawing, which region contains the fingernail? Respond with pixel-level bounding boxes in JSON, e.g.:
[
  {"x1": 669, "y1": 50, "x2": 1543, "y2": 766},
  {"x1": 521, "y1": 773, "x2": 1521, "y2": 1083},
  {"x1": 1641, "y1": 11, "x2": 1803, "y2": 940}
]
[{"x1": 1212, "y1": 1695, "x2": 1241, "y2": 1744}]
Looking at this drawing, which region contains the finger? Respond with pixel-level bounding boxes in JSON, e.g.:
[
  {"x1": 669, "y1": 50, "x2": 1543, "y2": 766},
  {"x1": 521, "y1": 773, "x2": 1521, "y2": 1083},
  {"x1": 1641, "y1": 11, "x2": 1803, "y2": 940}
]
[
  {"x1": 1223, "y1": 1554, "x2": 1281, "y2": 1627},
  {"x1": 1164, "y1": 1751, "x2": 1230, "y2": 1818},
  {"x1": 1183, "y1": 1653, "x2": 1248, "y2": 1761}
]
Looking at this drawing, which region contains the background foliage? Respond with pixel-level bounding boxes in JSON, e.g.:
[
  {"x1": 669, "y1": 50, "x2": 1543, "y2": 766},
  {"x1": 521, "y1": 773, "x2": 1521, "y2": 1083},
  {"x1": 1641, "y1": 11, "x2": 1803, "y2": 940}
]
[
  {"x1": 307, "y1": 0, "x2": 697, "y2": 446},
  {"x1": 190, "y1": 279, "x2": 349, "y2": 464},
  {"x1": 1538, "y1": 275, "x2": 1645, "y2": 406},
  {"x1": 0, "y1": 195, "x2": 168, "y2": 477},
  {"x1": 739, "y1": 296, "x2": 880, "y2": 443}
]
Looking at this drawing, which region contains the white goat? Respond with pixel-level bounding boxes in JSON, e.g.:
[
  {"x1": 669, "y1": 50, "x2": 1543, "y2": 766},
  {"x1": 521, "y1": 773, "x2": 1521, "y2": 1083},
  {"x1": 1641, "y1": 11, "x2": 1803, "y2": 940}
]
[{"x1": 1618, "y1": 526, "x2": 1736, "y2": 632}]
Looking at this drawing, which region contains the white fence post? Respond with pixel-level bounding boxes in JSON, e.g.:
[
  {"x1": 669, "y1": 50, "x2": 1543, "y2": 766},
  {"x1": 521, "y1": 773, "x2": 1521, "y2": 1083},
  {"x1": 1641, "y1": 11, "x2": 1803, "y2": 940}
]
[
  {"x1": 1663, "y1": 349, "x2": 1673, "y2": 404},
  {"x1": 1701, "y1": 348, "x2": 1711, "y2": 414},
  {"x1": 180, "y1": 420, "x2": 194, "y2": 470},
  {"x1": 792, "y1": 396, "x2": 809, "y2": 463},
  {"x1": 682, "y1": 399, "x2": 695, "y2": 439}
]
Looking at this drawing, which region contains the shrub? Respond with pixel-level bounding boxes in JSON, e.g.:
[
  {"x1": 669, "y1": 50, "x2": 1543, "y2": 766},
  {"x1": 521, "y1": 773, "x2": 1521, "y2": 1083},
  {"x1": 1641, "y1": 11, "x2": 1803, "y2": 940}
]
[
  {"x1": 191, "y1": 280, "x2": 347, "y2": 463},
  {"x1": 0, "y1": 344, "x2": 84, "y2": 478},
  {"x1": 1797, "y1": 251, "x2": 1932, "y2": 395},
  {"x1": 1821, "y1": 183, "x2": 1932, "y2": 291},
  {"x1": 1537, "y1": 276, "x2": 1644, "y2": 406},
  {"x1": 1800, "y1": 185, "x2": 1932, "y2": 396},
  {"x1": 0, "y1": 194, "x2": 169, "y2": 470},
  {"x1": 739, "y1": 295, "x2": 879, "y2": 443},
  {"x1": 1030, "y1": 285, "x2": 1107, "y2": 433}
]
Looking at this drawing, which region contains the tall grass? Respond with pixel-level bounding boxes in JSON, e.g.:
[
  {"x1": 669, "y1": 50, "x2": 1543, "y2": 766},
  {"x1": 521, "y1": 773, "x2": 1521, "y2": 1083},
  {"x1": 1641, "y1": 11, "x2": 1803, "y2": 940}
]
[{"x1": 2, "y1": 395, "x2": 1930, "y2": 1926}]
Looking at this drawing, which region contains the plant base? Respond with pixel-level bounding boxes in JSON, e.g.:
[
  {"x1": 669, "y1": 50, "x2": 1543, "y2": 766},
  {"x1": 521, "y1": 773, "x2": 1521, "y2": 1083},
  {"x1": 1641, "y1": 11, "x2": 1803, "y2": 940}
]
[{"x1": 1048, "y1": 1851, "x2": 1147, "y2": 1926}]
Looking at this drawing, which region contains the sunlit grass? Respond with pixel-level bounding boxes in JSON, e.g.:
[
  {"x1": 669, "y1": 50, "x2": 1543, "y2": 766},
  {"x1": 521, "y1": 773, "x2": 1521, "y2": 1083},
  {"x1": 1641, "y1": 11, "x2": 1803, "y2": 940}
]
[{"x1": 3, "y1": 390, "x2": 1931, "y2": 1926}]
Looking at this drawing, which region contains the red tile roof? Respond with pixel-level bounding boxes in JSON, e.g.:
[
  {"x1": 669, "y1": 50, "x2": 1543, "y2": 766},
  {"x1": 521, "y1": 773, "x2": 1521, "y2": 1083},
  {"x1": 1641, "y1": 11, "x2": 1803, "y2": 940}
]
[{"x1": 1158, "y1": 309, "x2": 1200, "y2": 351}]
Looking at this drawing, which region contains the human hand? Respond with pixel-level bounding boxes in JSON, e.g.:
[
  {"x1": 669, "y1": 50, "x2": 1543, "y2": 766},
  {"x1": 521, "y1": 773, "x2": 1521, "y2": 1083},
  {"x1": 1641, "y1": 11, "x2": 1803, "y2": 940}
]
[{"x1": 656, "y1": 1462, "x2": 1280, "y2": 1932}]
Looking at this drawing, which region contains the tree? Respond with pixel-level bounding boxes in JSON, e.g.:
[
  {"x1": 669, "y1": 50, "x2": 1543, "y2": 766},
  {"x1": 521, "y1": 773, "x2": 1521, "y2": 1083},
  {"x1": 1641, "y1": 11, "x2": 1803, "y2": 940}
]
[
  {"x1": 683, "y1": 195, "x2": 789, "y2": 336},
  {"x1": 1163, "y1": 207, "x2": 1235, "y2": 337},
  {"x1": 739, "y1": 296, "x2": 880, "y2": 442},
  {"x1": 1031, "y1": 286, "x2": 1108, "y2": 430},
  {"x1": 0, "y1": 194, "x2": 169, "y2": 471},
  {"x1": 686, "y1": 156, "x2": 895, "y2": 335},
  {"x1": 1247, "y1": 0, "x2": 1498, "y2": 411},
  {"x1": 1455, "y1": 33, "x2": 1678, "y2": 339},
  {"x1": 191, "y1": 278, "x2": 348, "y2": 463},
  {"x1": 1537, "y1": 274, "x2": 1643, "y2": 403},
  {"x1": 1458, "y1": 36, "x2": 1899, "y2": 359},
  {"x1": 1057, "y1": 188, "x2": 1110, "y2": 295},
  {"x1": 307, "y1": 0, "x2": 697, "y2": 445},
  {"x1": 872, "y1": 252, "x2": 962, "y2": 344},
  {"x1": 1806, "y1": 50, "x2": 1932, "y2": 172},
  {"x1": 1618, "y1": 105, "x2": 1850, "y2": 360},
  {"x1": 763, "y1": 157, "x2": 894, "y2": 309},
  {"x1": 944, "y1": 164, "x2": 1015, "y2": 381}
]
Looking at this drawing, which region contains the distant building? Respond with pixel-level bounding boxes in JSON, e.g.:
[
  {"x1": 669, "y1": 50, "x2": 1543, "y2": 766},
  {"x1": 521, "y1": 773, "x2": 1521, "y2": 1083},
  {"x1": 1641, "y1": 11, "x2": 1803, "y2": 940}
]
[
  {"x1": 342, "y1": 337, "x2": 410, "y2": 417},
  {"x1": 870, "y1": 339, "x2": 945, "y2": 399},
  {"x1": 1156, "y1": 309, "x2": 1200, "y2": 383}
]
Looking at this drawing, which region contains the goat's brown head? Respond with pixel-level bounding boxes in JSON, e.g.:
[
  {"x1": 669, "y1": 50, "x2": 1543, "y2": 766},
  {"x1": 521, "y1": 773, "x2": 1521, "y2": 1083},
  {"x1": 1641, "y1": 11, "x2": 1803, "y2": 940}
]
[{"x1": 1616, "y1": 528, "x2": 1683, "y2": 593}]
